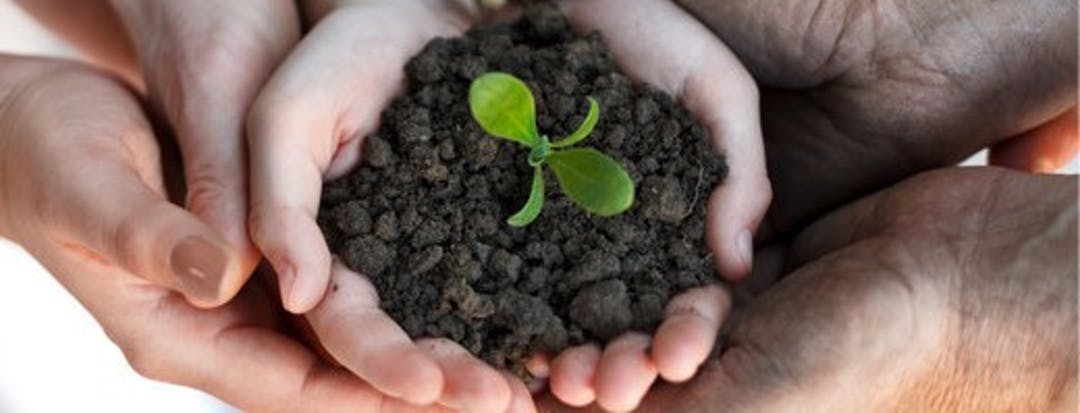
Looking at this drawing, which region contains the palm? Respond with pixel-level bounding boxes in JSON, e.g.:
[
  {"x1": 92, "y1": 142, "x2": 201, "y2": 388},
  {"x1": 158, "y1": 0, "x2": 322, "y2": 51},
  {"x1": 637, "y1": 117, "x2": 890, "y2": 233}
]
[
  {"x1": 676, "y1": 0, "x2": 1077, "y2": 234},
  {"x1": 540, "y1": 167, "x2": 1077, "y2": 412}
]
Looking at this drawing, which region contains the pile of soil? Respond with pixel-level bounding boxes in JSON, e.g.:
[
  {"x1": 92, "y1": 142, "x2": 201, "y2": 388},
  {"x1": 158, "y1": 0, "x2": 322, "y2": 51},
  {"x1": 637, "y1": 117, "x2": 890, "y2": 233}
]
[{"x1": 318, "y1": 3, "x2": 727, "y2": 375}]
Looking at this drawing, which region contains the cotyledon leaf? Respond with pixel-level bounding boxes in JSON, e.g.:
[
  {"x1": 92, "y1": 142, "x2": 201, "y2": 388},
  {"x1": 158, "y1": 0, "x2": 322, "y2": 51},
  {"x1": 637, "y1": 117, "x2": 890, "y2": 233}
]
[
  {"x1": 546, "y1": 148, "x2": 634, "y2": 217},
  {"x1": 469, "y1": 72, "x2": 540, "y2": 147}
]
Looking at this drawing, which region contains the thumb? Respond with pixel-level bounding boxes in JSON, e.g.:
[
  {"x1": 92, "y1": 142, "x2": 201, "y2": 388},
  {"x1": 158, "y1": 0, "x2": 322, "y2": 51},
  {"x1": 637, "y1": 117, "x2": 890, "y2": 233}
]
[{"x1": 48, "y1": 153, "x2": 244, "y2": 308}]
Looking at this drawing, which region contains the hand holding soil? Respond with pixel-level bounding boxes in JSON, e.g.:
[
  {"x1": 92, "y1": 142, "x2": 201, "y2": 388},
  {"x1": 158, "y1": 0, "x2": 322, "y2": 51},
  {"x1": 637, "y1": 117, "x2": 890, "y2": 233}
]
[
  {"x1": 249, "y1": 0, "x2": 767, "y2": 411},
  {"x1": 540, "y1": 168, "x2": 1078, "y2": 412}
]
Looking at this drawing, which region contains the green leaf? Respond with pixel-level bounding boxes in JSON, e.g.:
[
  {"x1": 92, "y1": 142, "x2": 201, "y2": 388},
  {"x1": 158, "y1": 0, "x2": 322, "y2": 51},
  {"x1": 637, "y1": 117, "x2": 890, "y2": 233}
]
[
  {"x1": 551, "y1": 97, "x2": 599, "y2": 148},
  {"x1": 507, "y1": 166, "x2": 546, "y2": 226},
  {"x1": 469, "y1": 72, "x2": 540, "y2": 147},
  {"x1": 547, "y1": 148, "x2": 634, "y2": 217}
]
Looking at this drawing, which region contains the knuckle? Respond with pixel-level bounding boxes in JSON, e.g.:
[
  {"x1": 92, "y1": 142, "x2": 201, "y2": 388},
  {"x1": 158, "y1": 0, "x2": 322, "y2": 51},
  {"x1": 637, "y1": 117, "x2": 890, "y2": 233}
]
[{"x1": 184, "y1": 169, "x2": 233, "y2": 217}]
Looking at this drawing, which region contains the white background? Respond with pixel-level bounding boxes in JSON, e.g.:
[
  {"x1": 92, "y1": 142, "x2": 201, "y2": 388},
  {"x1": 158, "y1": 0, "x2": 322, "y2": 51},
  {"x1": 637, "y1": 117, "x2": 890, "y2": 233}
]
[{"x1": 0, "y1": 1, "x2": 1075, "y2": 412}]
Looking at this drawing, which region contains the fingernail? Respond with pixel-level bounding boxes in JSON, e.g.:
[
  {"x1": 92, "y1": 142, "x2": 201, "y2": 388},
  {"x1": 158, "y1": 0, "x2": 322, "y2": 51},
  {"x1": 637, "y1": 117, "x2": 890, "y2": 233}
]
[
  {"x1": 170, "y1": 236, "x2": 227, "y2": 303},
  {"x1": 737, "y1": 229, "x2": 753, "y2": 271},
  {"x1": 276, "y1": 260, "x2": 300, "y2": 312}
]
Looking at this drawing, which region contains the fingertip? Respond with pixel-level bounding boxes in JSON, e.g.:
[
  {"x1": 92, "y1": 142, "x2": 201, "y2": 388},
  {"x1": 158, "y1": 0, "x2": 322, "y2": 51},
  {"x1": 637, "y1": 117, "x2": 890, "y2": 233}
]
[
  {"x1": 652, "y1": 318, "x2": 707, "y2": 382},
  {"x1": 502, "y1": 372, "x2": 538, "y2": 413},
  {"x1": 653, "y1": 284, "x2": 729, "y2": 382},
  {"x1": 393, "y1": 348, "x2": 445, "y2": 406},
  {"x1": 549, "y1": 345, "x2": 601, "y2": 407},
  {"x1": 421, "y1": 339, "x2": 512, "y2": 413},
  {"x1": 595, "y1": 334, "x2": 657, "y2": 412},
  {"x1": 526, "y1": 352, "x2": 551, "y2": 379},
  {"x1": 249, "y1": 205, "x2": 332, "y2": 314},
  {"x1": 705, "y1": 180, "x2": 770, "y2": 281},
  {"x1": 285, "y1": 262, "x2": 332, "y2": 314},
  {"x1": 169, "y1": 233, "x2": 243, "y2": 308}
]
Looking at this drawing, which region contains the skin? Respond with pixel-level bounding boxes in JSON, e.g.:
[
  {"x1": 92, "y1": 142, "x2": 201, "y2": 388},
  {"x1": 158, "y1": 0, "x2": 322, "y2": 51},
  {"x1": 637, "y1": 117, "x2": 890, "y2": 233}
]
[
  {"x1": 675, "y1": 0, "x2": 1078, "y2": 237},
  {"x1": 541, "y1": 0, "x2": 1077, "y2": 409},
  {"x1": 248, "y1": 0, "x2": 767, "y2": 410},
  {"x1": 540, "y1": 167, "x2": 1078, "y2": 412},
  {"x1": 14, "y1": 0, "x2": 300, "y2": 308},
  {"x1": 0, "y1": 54, "x2": 477, "y2": 413}
]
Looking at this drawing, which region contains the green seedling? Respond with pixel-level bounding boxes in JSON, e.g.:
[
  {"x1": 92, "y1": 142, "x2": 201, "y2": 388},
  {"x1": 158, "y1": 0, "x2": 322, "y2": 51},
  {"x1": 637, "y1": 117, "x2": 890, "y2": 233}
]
[{"x1": 469, "y1": 72, "x2": 635, "y2": 227}]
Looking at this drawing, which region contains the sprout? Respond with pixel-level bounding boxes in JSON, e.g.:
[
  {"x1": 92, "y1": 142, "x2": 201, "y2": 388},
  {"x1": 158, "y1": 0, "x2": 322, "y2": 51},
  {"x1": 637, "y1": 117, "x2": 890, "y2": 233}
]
[{"x1": 469, "y1": 72, "x2": 635, "y2": 227}]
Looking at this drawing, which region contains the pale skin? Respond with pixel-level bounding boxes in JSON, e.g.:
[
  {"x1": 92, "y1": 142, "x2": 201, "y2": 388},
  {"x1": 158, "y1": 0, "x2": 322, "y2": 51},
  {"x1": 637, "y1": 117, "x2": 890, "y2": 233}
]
[
  {"x1": 539, "y1": 167, "x2": 1078, "y2": 412},
  {"x1": 0, "y1": 55, "x2": 494, "y2": 413},
  {"x1": 247, "y1": 0, "x2": 767, "y2": 411},
  {"x1": 10, "y1": 0, "x2": 768, "y2": 411}
]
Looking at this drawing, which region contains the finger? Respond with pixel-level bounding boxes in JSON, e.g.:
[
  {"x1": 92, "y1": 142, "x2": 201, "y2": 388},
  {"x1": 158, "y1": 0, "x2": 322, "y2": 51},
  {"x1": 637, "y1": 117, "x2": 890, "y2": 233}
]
[
  {"x1": 245, "y1": 4, "x2": 444, "y2": 313},
  {"x1": 652, "y1": 284, "x2": 731, "y2": 382},
  {"x1": 560, "y1": 0, "x2": 771, "y2": 280},
  {"x1": 503, "y1": 372, "x2": 539, "y2": 413},
  {"x1": 990, "y1": 107, "x2": 1078, "y2": 173},
  {"x1": 247, "y1": 88, "x2": 336, "y2": 313},
  {"x1": 594, "y1": 333, "x2": 658, "y2": 412},
  {"x1": 526, "y1": 352, "x2": 552, "y2": 394},
  {"x1": 549, "y1": 344, "x2": 602, "y2": 407},
  {"x1": 169, "y1": 73, "x2": 272, "y2": 280},
  {"x1": 526, "y1": 352, "x2": 552, "y2": 379},
  {"x1": 307, "y1": 261, "x2": 443, "y2": 405},
  {"x1": 38, "y1": 238, "x2": 447, "y2": 413},
  {"x1": 42, "y1": 132, "x2": 241, "y2": 308},
  {"x1": 417, "y1": 338, "x2": 513, "y2": 413}
]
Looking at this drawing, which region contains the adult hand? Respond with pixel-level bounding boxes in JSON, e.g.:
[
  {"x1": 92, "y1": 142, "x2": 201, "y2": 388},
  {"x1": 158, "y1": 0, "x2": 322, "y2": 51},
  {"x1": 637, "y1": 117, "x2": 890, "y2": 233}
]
[
  {"x1": 676, "y1": 0, "x2": 1078, "y2": 237},
  {"x1": 15, "y1": 0, "x2": 305, "y2": 304},
  {"x1": 107, "y1": 0, "x2": 302, "y2": 302},
  {"x1": 0, "y1": 55, "x2": 463, "y2": 412},
  {"x1": 541, "y1": 167, "x2": 1078, "y2": 412}
]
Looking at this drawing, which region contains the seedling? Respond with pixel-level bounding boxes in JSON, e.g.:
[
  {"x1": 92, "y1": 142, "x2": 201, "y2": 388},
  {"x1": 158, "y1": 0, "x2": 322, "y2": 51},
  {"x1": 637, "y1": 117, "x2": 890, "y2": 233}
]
[{"x1": 469, "y1": 72, "x2": 635, "y2": 227}]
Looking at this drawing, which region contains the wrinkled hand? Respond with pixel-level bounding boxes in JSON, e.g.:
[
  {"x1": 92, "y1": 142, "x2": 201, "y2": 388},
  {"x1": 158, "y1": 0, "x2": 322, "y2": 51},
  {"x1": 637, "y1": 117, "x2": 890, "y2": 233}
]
[
  {"x1": 103, "y1": 0, "x2": 302, "y2": 303},
  {"x1": 542, "y1": 167, "x2": 1078, "y2": 412},
  {"x1": 676, "y1": 0, "x2": 1078, "y2": 237},
  {"x1": 0, "y1": 55, "x2": 456, "y2": 412}
]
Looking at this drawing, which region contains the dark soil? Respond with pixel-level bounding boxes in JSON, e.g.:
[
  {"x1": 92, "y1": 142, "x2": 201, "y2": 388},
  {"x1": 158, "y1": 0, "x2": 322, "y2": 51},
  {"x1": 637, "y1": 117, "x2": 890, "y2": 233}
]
[{"x1": 318, "y1": 3, "x2": 727, "y2": 376}]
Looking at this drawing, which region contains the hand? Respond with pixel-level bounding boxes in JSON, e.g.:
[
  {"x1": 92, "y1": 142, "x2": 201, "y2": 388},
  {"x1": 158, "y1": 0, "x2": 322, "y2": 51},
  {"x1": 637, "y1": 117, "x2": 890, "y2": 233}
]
[
  {"x1": 536, "y1": 0, "x2": 769, "y2": 410},
  {"x1": 248, "y1": 0, "x2": 766, "y2": 410},
  {"x1": 675, "y1": 0, "x2": 1078, "y2": 236},
  {"x1": 246, "y1": 1, "x2": 537, "y2": 411},
  {"x1": 0, "y1": 55, "x2": 461, "y2": 412},
  {"x1": 542, "y1": 167, "x2": 1078, "y2": 412},
  {"x1": 104, "y1": 0, "x2": 302, "y2": 303}
]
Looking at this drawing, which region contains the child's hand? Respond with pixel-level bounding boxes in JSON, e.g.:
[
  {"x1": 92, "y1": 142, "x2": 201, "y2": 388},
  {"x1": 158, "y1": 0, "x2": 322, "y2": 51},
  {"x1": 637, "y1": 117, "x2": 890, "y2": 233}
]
[
  {"x1": 533, "y1": 0, "x2": 770, "y2": 410},
  {"x1": 246, "y1": 1, "x2": 534, "y2": 412}
]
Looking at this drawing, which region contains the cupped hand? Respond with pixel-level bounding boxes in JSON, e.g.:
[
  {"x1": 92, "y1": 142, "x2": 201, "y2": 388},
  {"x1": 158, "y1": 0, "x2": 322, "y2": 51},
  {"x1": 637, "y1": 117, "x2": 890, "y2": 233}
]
[
  {"x1": 532, "y1": 1, "x2": 768, "y2": 410},
  {"x1": 246, "y1": 1, "x2": 535, "y2": 411},
  {"x1": 676, "y1": 0, "x2": 1077, "y2": 236},
  {"x1": 248, "y1": 0, "x2": 767, "y2": 410},
  {"x1": 0, "y1": 55, "x2": 465, "y2": 412},
  {"x1": 543, "y1": 167, "x2": 1077, "y2": 412}
]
